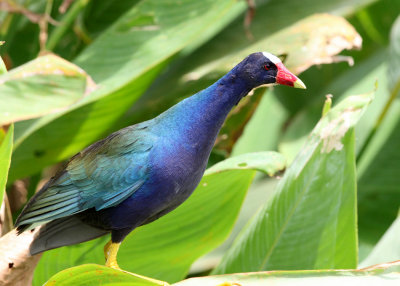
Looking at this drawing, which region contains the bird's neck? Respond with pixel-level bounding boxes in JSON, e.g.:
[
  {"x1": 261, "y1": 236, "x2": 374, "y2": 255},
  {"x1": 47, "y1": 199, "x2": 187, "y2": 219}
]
[{"x1": 157, "y1": 68, "x2": 253, "y2": 150}]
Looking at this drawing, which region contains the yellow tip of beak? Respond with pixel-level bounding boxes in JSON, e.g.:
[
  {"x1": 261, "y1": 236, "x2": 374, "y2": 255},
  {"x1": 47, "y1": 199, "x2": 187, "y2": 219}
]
[{"x1": 294, "y1": 78, "x2": 306, "y2": 89}]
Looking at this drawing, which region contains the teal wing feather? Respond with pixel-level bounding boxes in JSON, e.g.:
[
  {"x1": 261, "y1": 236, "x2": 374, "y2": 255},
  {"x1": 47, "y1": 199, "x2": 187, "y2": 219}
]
[{"x1": 15, "y1": 124, "x2": 153, "y2": 228}]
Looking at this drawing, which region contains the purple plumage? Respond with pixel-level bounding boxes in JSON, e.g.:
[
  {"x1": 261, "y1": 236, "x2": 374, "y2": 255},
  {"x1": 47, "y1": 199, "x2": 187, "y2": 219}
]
[{"x1": 15, "y1": 52, "x2": 305, "y2": 261}]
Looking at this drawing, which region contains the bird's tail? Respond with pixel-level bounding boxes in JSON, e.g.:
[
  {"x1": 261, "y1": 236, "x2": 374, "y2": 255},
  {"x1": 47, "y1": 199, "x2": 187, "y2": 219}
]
[{"x1": 30, "y1": 216, "x2": 109, "y2": 255}]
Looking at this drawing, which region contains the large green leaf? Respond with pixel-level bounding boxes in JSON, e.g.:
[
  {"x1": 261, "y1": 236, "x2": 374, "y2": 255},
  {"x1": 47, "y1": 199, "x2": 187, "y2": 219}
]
[
  {"x1": 175, "y1": 261, "x2": 400, "y2": 286},
  {"x1": 9, "y1": 0, "x2": 242, "y2": 182},
  {"x1": 0, "y1": 55, "x2": 94, "y2": 126},
  {"x1": 46, "y1": 261, "x2": 400, "y2": 286},
  {"x1": 0, "y1": 125, "x2": 13, "y2": 205},
  {"x1": 214, "y1": 92, "x2": 373, "y2": 274},
  {"x1": 33, "y1": 152, "x2": 285, "y2": 285},
  {"x1": 0, "y1": 43, "x2": 12, "y2": 206}
]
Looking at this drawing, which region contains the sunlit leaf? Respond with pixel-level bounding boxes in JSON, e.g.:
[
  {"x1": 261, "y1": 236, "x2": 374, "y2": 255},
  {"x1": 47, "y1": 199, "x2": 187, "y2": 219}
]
[
  {"x1": 214, "y1": 92, "x2": 373, "y2": 274},
  {"x1": 44, "y1": 264, "x2": 162, "y2": 286},
  {"x1": 45, "y1": 260, "x2": 400, "y2": 286},
  {"x1": 0, "y1": 55, "x2": 94, "y2": 126},
  {"x1": 0, "y1": 41, "x2": 6, "y2": 75},
  {"x1": 0, "y1": 125, "x2": 13, "y2": 205}
]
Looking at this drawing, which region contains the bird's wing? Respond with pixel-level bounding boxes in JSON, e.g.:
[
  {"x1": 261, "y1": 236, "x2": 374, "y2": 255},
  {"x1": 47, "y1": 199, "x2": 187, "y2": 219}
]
[{"x1": 15, "y1": 124, "x2": 154, "y2": 229}]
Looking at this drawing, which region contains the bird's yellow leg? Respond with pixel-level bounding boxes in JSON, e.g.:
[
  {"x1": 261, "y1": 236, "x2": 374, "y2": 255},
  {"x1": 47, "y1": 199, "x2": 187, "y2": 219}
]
[
  {"x1": 103, "y1": 240, "x2": 169, "y2": 285},
  {"x1": 104, "y1": 240, "x2": 121, "y2": 269}
]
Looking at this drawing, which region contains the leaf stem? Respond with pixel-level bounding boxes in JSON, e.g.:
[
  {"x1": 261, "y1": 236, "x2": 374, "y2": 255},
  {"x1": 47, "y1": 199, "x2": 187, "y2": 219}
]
[{"x1": 38, "y1": 0, "x2": 54, "y2": 53}]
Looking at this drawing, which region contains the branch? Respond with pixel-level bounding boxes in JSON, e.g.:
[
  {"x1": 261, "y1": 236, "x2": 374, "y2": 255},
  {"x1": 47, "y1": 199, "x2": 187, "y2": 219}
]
[{"x1": 0, "y1": 1, "x2": 57, "y2": 25}]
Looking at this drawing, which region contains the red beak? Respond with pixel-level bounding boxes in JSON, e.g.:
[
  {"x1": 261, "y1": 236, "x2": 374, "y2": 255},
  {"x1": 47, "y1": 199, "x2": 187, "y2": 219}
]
[{"x1": 276, "y1": 63, "x2": 306, "y2": 89}]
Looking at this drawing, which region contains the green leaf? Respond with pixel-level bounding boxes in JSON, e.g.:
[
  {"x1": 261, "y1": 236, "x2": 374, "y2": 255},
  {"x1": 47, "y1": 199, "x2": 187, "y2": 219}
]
[
  {"x1": 0, "y1": 41, "x2": 6, "y2": 75},
  {"x1": 232, "y1": 90, "x2": 289, "y2": 155},
  {"x1": 174, "y1": 261, "x2": 400, "y2": 286},
  {"x1": 356, "y1": 103, "x2": 400, "y2": 254},
  {"x1": 44, "y1": 264, "x2": 163, "y2": 286},
  {"x1": 82, "y1": 1, "x2": 142, "y2": 37},
  {"x1": 356, "y1": 15, "x2": 400, "y2": 253},
  {"x1": 213, "y1": 88, "x2": 265, "y2": 156},
  {"x1": 0, "y1": 124, "x2": 13, "y2": 204},
  {"x1": 205, "y1": 152, "x2": 286, "y2": 176},
  {"x1": 9, "y1": 0, "x2": 242, "y2": 182},
  {"x1": 214, "y1": 92, "x2": 373, "y2": 274},
  {"x1": 33, "y1": 152, "x2": 285, "y2": 285},
  {"x1": 0, "y1": 58, "x2": 6, "y2": 75},
  {"x1": 360, "y1": 216, "x2": 400, "y2": 267},
  {"x1": 279, "y1": 50, "x2": 388, "y2": 164},
  {"x1": 0, "y1": 55, "x2": 94, "y2": 126}
]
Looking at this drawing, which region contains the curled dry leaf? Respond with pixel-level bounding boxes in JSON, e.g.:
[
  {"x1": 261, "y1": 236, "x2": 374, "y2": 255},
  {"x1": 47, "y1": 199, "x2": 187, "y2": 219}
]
[
  {"x1": 283, "y1": 14, "x2": 362, "y2": 73},
  {"x1": 186, "y1": 14, "x2": 362, "y2": 79}
]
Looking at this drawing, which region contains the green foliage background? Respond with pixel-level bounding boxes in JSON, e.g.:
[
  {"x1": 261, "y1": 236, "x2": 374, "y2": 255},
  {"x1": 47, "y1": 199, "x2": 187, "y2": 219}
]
[{"x1": 0, "y1": 0, "x2": 399, "y2": 285}]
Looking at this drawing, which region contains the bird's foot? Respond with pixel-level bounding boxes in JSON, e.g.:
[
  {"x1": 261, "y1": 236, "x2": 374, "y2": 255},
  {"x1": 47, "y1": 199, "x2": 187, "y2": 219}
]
[
  {"x1": 105, "y1": 258, "x2": 121, "y2": 270},
  {"x1": 103, "y1": 240, "x2": 169, "y2": 285},
  {"x1": 104, "y1": 240, "x2": 121, "y2": 270},
  {"x1": 216, "y1": 283, "x2": 242, "y2": 286}
]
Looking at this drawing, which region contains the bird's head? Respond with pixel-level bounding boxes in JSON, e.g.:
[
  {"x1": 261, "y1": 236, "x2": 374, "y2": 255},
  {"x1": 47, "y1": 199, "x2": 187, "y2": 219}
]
[{"x1": 238, "y1": 52, "x2": 306, "y2": 89}]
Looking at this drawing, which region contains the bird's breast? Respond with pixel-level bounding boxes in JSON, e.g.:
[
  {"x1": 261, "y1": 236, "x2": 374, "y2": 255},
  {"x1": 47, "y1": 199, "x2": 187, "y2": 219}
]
[{"x1": 148, "y1": 137, "x2": 210, "y2": 206}]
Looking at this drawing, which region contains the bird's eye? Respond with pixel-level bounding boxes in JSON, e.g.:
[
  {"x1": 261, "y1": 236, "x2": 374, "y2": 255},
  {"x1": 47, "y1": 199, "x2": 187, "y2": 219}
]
[{"x1": 264, "y1": 65, "x2": 270, "y2": 70}]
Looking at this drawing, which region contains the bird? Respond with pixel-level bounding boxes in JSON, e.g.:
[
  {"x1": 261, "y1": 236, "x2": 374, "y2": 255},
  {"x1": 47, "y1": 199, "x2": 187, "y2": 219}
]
[{"x1": 15, "y1": 52, "x2": 305, "y2": 270}]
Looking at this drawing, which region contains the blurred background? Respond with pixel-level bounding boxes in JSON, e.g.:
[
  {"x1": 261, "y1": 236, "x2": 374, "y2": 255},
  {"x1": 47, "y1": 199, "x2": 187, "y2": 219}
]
[{"x1": 0, "y1": 0, "x2": 399, "y2": 285}]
